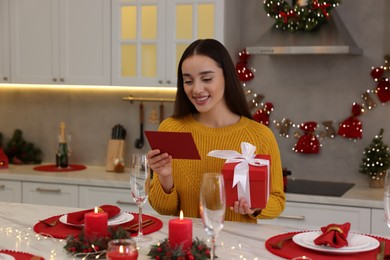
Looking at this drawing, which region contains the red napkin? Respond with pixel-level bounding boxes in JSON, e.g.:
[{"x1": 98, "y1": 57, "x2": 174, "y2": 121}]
[
  {"x1": 314, "y1": 222, "x2": 351, "y2": 248},
  {"x1": 66, "y1": 205, "x2": 121, "y2": 224}
]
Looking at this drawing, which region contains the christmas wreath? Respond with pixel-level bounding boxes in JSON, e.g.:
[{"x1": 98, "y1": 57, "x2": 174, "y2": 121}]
[
  {"x1": 148, "y1": 238, "x2": 212, "y2": 260},
  {"x1": 263, "y1": 0, "x2": 342, "y2": 32}
]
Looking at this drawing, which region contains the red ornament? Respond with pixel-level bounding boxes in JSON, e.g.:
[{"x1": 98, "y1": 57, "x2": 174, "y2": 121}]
[
  {"x1": 370, "y1": 67, "x2": 384, "y2": 80},
  {"x1": 337, "y1": 103, "x2": 363, "y2": 139},
  {"x1": 0, "y1": 148, "x2": 9, "y2": 169},
  {"x1": 375, "y1": 79, "x2": 390, "y2": 103},
  {"x1": 236, "y1": 49, "x2": 254, "y2": 82},
  {"x1": 293, "y1": 121, "x2": 320, "y2": 154},
  {"x1": 253, "y1": 102, "x2": 274, "y2": 126}
]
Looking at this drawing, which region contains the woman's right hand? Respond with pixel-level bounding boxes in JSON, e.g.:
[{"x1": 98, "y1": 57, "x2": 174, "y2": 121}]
[
  {"x1": 147, "y1": 149, "x2": 173, "y2": 193},
  {"x1": 147, "y1": 149, "x2": 172, "y2": 177}
]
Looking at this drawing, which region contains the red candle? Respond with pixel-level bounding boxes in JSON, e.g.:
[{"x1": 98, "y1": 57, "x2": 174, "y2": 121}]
[
  {"x1": 169, "y1": 210, "x2": 193, "y2": 250},
  {"x1": 106, "y1": 239, "x2": 138, "y2": 260},
  {"x1": 84, "y1": 206, "x2": 108, "y2": 241}
]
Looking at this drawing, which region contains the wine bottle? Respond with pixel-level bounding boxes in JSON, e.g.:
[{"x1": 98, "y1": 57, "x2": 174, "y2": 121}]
[{"x1": 56, "y1": 122, "x2": 69, "y2": 168}]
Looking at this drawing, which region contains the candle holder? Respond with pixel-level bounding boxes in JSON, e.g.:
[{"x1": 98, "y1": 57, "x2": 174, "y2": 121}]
[{"x1": 107, "y1": 239, "x2": 138, "y2": 260}]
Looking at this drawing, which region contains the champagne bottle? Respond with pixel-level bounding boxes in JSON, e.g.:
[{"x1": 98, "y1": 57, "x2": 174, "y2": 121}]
[{"x1": 56, "y1": 122, "x2": 69, "y2": 168}]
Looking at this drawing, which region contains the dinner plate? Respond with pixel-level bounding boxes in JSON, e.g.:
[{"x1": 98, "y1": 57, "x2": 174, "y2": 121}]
[
  {"x1": 0, "y1": 253, "x2": 15, "y2": 260},
  {"x1": 59, "y1": 212, "x2": 134, "y2": 227},
  {"x1": 293, "y1": 231, "x2": 380, "y2": 254}
]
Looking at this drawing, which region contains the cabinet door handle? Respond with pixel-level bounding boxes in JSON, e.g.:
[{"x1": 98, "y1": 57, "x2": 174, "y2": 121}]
[
  {"x1": 60, "y1": 78, "x2": 64, "y2": 82},
  {"x1": 158, "y1": 80, "x2": 163, "y2": 84},
  {"x1": 0, "y1": 184, "x2": 5, "y2": 189},
  {"x1": 116, "y1": 200, "x2": 136, "y2": 205},
  {"x1": 166, "y1": 80, "x2": 171, "y2": 84},
  {"x1": 277, "y1": 215, "x2": 305, "y2": 221},
  {"x1": 36, "y1": 187, "x2": 61, "y2": 193},
  {"x1": 3, "y1": 77, "x2": 8, "y2": 81}
]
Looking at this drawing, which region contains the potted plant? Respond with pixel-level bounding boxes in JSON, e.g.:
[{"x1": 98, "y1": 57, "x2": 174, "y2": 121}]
[{"x1": 360, "y1": 128, "x2": 390, "y2": 188}]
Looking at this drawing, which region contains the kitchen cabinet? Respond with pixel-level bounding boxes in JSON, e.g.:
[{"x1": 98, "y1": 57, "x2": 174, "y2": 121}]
[
  {"x1": 22, "y1": 182, "x2": 78, "y2": 207},
  {"x1": 79, "y1": 186, "x2": 156, "y2": 215},
  {"x1": 0, "y1": 0, "x2": 10, "y2": 83},
  {"x1": 263, "y1": 201, "x2": 371, "y2": 234},
  {"x1": 111, "y1": 0, "x2": 241, "y2": 87},
  {"x1": 371, "y1": 208, "x2": 390, "y2": 237},
  {"x1": 0, "y1": 180, "x2": 22, "y2": 203},
  {"x1": 9, "y1": 0, "x2": 110, "y2": 85}
]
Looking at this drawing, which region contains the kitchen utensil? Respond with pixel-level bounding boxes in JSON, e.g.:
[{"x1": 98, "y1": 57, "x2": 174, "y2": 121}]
[
  {"x1": 159, "y1": 102, "x2": 164, "y2": 123},
  {"x1": 135, "y1": 103, "x2": 144, "y2": 149},
  {"x1": 125, "y1": 219, "x2": 155, "y2": 232},
  {"x1": 123, "y1": 218, "x2": 154, "y2": 231}
]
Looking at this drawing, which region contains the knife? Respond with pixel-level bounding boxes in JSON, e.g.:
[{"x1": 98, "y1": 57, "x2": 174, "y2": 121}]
[{"x1": 377, "y1": 241, "x2": 385, "y2": 260}]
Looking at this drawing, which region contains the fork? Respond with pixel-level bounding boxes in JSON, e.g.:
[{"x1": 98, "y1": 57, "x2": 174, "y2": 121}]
[
  {"x1": 269, "y1": 234, "x2": 295, "y2": 249},
  {"x1": 39, "y1": 218, "x2": 59, "y2": 227}
]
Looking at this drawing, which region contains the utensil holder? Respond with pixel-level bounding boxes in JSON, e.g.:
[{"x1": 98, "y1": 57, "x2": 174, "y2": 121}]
[{"x1": 106, "y1": 139, "x2": 125, "y2": 172}]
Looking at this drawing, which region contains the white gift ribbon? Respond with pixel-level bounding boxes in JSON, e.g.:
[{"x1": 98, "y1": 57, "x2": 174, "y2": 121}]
[{"x1": 207, "y1": 142, "x2": 270, "y2": 208}]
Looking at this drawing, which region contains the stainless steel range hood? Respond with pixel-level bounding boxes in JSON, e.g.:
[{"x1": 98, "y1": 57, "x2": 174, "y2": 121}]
[{"x1": 246, "y1": 11, "x2": 363, "y2": 55}]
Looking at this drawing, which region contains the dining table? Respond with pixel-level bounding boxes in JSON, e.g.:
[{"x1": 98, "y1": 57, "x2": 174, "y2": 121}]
[{"x1": 0, "y1": 201, "x2": 389, "y2": 260}]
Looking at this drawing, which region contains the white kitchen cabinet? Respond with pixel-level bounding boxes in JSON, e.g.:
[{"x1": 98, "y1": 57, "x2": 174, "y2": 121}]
[
  {"x1": 22, "y1": 182, "x2": 78, "y2": 207},
  {"x1": 0, "y1": 180, "x2": 22, "y2": 203},
  {"x1": 371, "y1": 208, "x2": 390, "y2": 237},
  {"x1": 9, "y1": 0, "x2": 110, "y2": 85},
  {"x1": 262, "y1": 201, "x2": 371, "y2": 234},
  {"x1": 0, "y1": 0, "x2": 10, "y2": 83},
  {"x1": 79, "y1": 186, "x2": 156, "y2": 215},
  {"x1": 111, "y1": 0, "x2": 241, "y2": 87}
]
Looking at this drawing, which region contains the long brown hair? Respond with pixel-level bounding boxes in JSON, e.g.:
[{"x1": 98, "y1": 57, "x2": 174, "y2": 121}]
[{"x1": 172, "y1": 39, "x2": 252, "y2": 119}]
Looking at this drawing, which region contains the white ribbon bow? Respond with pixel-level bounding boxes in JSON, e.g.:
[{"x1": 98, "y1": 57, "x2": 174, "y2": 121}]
[{"x1": 207, "y1": 142, "x2": 270, "y2": 208}]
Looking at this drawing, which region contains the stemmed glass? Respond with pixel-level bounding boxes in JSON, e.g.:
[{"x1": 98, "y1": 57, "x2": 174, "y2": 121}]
[
  {"x1": 199, "y1": 172, "x2": 226, "y2": 260},
  {"x1": 383, "y1": 169, "x2": 390, "y2": 228},
  {"x1": 130, "y1": 153, "x2": 152, "y2": 243}
]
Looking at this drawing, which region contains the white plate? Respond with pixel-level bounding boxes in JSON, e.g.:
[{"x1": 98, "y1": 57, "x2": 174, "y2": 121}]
[
  {"x1": 0, "y1": 253, "x2": 15, "y2": 260},
  {"x1": 293, "y1": 231, "x2": 380, "y2": 254},
  {"x1": 59, "y1": 212, "x2": 134, "y2": 227}
]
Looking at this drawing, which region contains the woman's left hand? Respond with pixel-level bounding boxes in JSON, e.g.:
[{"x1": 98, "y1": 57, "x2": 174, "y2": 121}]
[{"x1": 230, "y1": 198, "x2": 257, "y2": 215}]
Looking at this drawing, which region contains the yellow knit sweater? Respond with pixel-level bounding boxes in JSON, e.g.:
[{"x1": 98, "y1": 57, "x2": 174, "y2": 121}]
[{"x1": 148, "y1": 115, "x2": 286, "y2": 223}]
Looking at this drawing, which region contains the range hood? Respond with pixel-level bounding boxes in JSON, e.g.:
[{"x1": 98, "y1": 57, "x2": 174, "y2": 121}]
[{"x1": 246, "y1": 11, "x2": 362, "y2": 55}]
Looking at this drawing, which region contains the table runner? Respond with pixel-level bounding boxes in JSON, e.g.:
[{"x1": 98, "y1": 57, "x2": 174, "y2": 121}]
[
  {"x1": 33, "y1": 164, "x2": 86, "y2": 172},
  {"x1": 34, "y1": 213, "x2": 162, "y2": 239},
  {"x1": 0, "y1": 250, "x2": 44, "y2": 260},
  {"x1": 265, "y1": 231, "x2": 390, "y2": 259}
]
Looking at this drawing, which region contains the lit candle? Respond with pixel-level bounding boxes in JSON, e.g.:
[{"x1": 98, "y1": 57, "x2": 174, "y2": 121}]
[
  {"x1": 106, "y1": 239, "x2": 138, "y2": 260},
  {"x1": 84, "y1": 206, "x2": 108, "y2": 241},
  {"x1": 168, "y1": 210, "x2": 193, "y2": 250}
]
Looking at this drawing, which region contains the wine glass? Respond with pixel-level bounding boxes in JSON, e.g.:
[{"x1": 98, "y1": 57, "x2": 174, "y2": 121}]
[
  {"x1": 199, "y1": 172, "x2": 226, "y2": 260},
  {"x1": 383, "y1": 169, "x2": 390, "y2": 229},
  {"x1": 130, "y1": 153, "x2": 152, "y2": 243}
]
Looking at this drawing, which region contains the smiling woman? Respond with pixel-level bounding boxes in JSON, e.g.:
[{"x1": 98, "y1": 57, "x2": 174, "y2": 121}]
[{"x1": 147, "y1": 39, "x2": 286, "y2": 223}]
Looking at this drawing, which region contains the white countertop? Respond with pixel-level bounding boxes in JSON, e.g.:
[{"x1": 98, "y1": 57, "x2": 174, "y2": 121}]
[
  {"x1": 0, "y1": 202, "x2": 300, "y2": 259},
  {"x1": 0, "y1": 164, "x2": 385, "y2": 209}
]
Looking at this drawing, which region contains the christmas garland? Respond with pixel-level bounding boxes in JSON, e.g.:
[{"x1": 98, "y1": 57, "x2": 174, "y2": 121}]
[
  {"x1": 148, "y1": 238, "x2": 212, "y2": 260},
  {"x1": 263, "y1": 0, "x2": 342, "y2": 32},
  {"x1": 237, "y1": 48, "x2": 390, "y2": 154},
  {"x1": 64, "y1": 226, "x2": 131, "y2": 255}
]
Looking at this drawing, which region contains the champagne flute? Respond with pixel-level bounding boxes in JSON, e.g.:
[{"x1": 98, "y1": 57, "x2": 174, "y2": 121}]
[
  {"x1": 130, "y1": 153, "x2": 152, "y2": 242},
  {"x1": 383, "y1": 169, "x2": 390, "y2": 228},
  {"x1": 199, "y1": 172, "x2": 226, "y2": 260}
]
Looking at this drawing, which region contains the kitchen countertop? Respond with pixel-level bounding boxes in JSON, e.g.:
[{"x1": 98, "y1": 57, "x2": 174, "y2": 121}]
[{"x1": 0, "y1": 164, "x2": 385, "y2": 209}]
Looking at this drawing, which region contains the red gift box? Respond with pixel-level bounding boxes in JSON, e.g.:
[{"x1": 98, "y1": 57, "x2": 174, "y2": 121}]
[{"x1": 222, "y1": 155, "x2": 270, "y2": 209}]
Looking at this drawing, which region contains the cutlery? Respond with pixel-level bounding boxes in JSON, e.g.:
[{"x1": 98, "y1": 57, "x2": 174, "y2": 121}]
[
  {"x1": 377, "y1": 241, "x2": 386, "y2": 260},
  {"x1": 270, "y1": 234, "x2": 296, "y2": 249},
  {"x1": 123, "y1": 218, "x2": 154, "y2": 231},
  {"x1": 39, "y1": 218, "x2": 59, "y2": 227}
]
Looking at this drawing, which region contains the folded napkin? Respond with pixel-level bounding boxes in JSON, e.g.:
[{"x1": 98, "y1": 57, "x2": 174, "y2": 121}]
[
  {"x1": 66, "y1": 205, "x2": 121, "y2": 225},
  {"x1": 313, "y1": 222, "x2": 351, "y2": 248}
]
